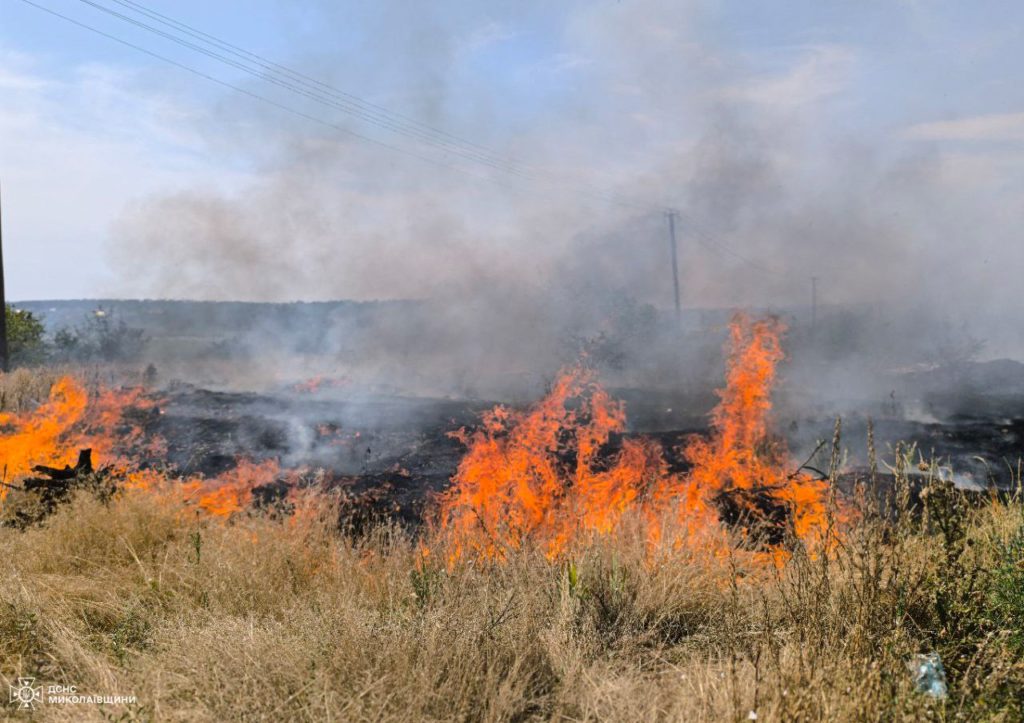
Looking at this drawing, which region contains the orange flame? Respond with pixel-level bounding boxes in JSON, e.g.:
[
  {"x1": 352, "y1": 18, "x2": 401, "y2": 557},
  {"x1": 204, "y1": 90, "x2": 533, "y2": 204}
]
[
  {"x1": 292, "y1": 376, "x2": 350, "y2": 394},
  {"x1": 435, "y1": 314, "x2": 837, "y2": 563},
  {"x1": 0, "y1": 377, "x2": 157, "y2": 496},
  {"x1": 1, "y1": 313, "x2": 836, "y2": 548},
  {"x1": 179, "y1": 459, "x2": 281, "y2": 516},
  {"x1": 0, "y1": 376, "x2": 281, "y2": 518},
  {"x1": 682, "y1": 314, "x2": 832, "y2": 544},
  {"x1": 0, "y1": 378, "x2": 89, "y2": 493},
  {"x1": 436, "y1": 368, "x2": 670, "y2": 560}
]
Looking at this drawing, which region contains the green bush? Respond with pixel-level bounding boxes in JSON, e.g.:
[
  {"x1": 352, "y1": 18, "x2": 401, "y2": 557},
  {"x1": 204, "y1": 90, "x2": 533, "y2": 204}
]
[
  {"x1": 51, "y1": 307, "x2": 148, "y2": 363},
  {"x1": 5, "y1": 305, "x2": 46, "y2": 366},
  {"x1": 990, "y1": 520, "x2": 1024, "y2": 654}
]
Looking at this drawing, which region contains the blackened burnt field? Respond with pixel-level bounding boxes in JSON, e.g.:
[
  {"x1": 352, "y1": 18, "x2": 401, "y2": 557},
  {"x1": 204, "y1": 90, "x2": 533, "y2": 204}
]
[{"x1": 141, "y1": 377, "x2": 1024, "y2": 525}]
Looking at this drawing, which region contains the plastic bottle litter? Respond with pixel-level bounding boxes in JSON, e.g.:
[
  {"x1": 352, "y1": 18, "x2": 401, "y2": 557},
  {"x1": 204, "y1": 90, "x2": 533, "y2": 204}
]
[{"x1": 910, "y1": 653, "x2": 948, "y2": 699}]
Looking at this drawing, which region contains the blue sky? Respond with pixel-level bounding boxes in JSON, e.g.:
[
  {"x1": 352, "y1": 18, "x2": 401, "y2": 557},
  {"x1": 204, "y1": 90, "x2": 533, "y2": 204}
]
[{"x1": 0, "y1": 0, "x2": 1022, "y2": 316}]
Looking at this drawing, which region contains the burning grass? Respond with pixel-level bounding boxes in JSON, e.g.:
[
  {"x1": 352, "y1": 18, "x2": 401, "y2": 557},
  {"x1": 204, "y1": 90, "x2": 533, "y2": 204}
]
[
  {"x1": 435, "y1": 315, "x2": 835, "y2": 565},
  {"x1": 0, "y1": 316, "x2": 1023, "y2": 719},
  {"x1": 0, "y1": 375, "x2": 284, "y2": 525}
]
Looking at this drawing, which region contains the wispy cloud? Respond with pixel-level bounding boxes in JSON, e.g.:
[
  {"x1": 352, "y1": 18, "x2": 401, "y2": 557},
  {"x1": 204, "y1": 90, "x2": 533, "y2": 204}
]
[
  {"x1": 717, "y1": 45, "x2": 855, "y2": 110},
  {"x1": 459, "y1": 21, "x2": 516, "y2": 56},
  {"x1": 0, "y1": 49, "x2": 51, "y2": 91},
  {"x1": 904, "y1": 111, "x2": 1024, "y2": 142},
  {"x1": 544, "y1": 52, "x2": 592, "y2": 74}
]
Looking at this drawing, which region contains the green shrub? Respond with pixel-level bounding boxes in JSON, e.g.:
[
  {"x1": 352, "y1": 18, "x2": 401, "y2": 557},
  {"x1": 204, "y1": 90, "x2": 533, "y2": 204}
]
[
  {"x1": 5, "y1": 305, "x2": 46, "y2": 366},
  {"x1": 990, "y1": 520, "x2": 1024, "y2": 654}
]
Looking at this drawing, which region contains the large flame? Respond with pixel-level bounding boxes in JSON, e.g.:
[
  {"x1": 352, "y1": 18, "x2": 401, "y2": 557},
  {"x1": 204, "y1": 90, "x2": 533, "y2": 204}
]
[
  {"x1": 435, "y1": 314, "x2": 835, "y2": 563},
  {"x1": 0, "y1": 377, "x2": 157, "y2": 495},
  {"x1": 0, "y1": 376, "x2": 279, "y2": 516},
  {"x1": 683, "y1": 315, "x2": 831, "y2": 544},
  {"x1": 435, "y1": 367, "x2": 670, "y2": 560},
  {"x1": 0, "y1": 378, "x2": 90, "y2": 492},
  {"x1": 1, "y1": 314, "x2": 835, "y2": 546}
]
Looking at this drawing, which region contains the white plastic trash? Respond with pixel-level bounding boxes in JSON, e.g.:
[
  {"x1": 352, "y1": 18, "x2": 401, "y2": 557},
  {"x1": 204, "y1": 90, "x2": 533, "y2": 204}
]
[{"x1": 910, "y1": 653, "x2": 948, "y2": 699}]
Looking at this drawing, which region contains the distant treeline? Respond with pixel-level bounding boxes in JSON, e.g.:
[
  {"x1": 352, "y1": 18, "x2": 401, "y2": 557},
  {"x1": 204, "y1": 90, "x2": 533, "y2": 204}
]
[{"x1": 12, "y1": 299, "x2": 416, "y2": 339}]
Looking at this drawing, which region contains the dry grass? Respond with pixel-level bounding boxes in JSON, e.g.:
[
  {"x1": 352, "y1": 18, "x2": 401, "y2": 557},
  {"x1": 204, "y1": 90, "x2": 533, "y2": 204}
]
[
  {"x1": 0, "y1": 368, "x2": 65, "y2": 414},
  {"x1": 0, "y1": 365, "x2": 153, "y2": 415},
  {"x1": 0, "y1": 473, "x2": 1021, "y2": 722},
  {"x1": 0, "y1": 368, "x2": 1022, "y2": 720}
]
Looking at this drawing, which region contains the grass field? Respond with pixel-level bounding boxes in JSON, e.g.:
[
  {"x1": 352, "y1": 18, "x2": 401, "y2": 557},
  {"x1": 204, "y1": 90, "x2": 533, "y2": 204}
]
[
  {"x1": 0, "y1": 468, "x2": 1022, "y2": 721},
  {"x1": 1, "y1": 356, "x2": 1023, "y2": 722}
]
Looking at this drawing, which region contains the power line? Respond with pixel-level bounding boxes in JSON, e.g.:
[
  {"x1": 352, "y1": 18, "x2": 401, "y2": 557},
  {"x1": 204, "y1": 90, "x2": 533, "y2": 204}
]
[
  {"x1": 24, "y1": 0, "x2": 658, "y2": 211},
  {"x1": 666, "y1": 207, "x2": 785, "y2": 276},
  {"x1": 107, "y1": 0, "x2": 517, "y2": 165},
  {"x1": 16, "y1": 0, "x2": 525, "y2": 186},
  {"x1": 71, "y1": 0, "x2": 675, "y2": 213},
  {"x1": 19, "y1": 0, "x2": 791, "y2": 277},
  {"x1": 72, "y1": 0, "x2": 531, "y2": 177}
]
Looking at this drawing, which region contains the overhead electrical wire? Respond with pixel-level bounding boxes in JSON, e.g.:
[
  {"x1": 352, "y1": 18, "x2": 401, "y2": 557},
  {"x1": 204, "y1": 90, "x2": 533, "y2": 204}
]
[
  {"x1": 88, "y1": 0, "x2": 681, "y2": 222},
  {"x1": 18, "y1": 0, "x2": 790, "y2": 276},
  {"x1": 32, "y1": 0, "x2": 661, "y2": 214},
  {"x1": 16, "y1": 0, "x2": 519, "y2": 184},
  {"x1": 72, "y1": 0, "x2": 532, "y2": 177},
  {"x1": 107, "y1": 0, "x2": 520, "y2": 165},
  {"x1": 669, "y1": 209, "x2": 781, "y2": 275},
  {"x1": 78, "y1": 0, "x2": 674, "y2": 220}
]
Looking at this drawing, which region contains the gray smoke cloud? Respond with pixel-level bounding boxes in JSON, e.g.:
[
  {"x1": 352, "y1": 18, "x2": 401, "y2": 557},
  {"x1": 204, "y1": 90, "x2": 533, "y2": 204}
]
[{"x1": 104, "y1": 0, "x2": 1024, "y2": 400}]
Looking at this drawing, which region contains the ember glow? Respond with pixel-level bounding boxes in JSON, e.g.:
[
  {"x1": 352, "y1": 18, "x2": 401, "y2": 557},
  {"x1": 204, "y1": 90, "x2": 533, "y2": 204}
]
[{"x1": 435, "y1": 314, "x2": 837, "y2": 563}]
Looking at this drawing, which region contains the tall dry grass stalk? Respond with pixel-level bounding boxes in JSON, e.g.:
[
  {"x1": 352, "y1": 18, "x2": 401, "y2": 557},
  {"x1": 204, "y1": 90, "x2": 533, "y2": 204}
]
[
  {"x1": 0, "y1": 364, "x2": 156, "y2": 415},
  {"x1": 0, "y1": 467, "x2": 1021, "y2": 721}
]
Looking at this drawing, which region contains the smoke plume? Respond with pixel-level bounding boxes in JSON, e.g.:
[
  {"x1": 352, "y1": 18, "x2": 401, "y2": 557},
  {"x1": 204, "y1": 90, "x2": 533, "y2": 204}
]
[{"x1": 104, "y1": 0, "x2": 1024, "y2": 398}]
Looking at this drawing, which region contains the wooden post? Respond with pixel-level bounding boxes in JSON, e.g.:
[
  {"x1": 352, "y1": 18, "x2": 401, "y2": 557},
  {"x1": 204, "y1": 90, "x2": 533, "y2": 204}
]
[
  {"x1": 0, "y1": 183, "x2": 9, "y2": 373},
  {"x1": 666, "y1": 210, "x2": 681, "y2": 322},
  {"x1": 810, "y1": 275, "x2": 818, "y2": 339}
]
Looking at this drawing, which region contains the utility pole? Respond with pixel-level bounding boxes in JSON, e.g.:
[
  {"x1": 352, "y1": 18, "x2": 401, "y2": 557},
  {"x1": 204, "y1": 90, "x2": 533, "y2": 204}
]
[
  {"x1": 810, "y1": 275, "x2": 818, "y2": 338},
  {"x1": 0, "y1": 183, "x2": 8, "y2": 373},
  {"x1": 666, "y1": 210, "x2": 681, "y2": 322}
]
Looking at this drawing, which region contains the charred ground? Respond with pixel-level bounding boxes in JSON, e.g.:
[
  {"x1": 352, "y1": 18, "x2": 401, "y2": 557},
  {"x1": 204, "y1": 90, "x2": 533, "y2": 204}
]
[{"x1": 124, "y1": 373, "x2": 1024, "y2": 530}]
